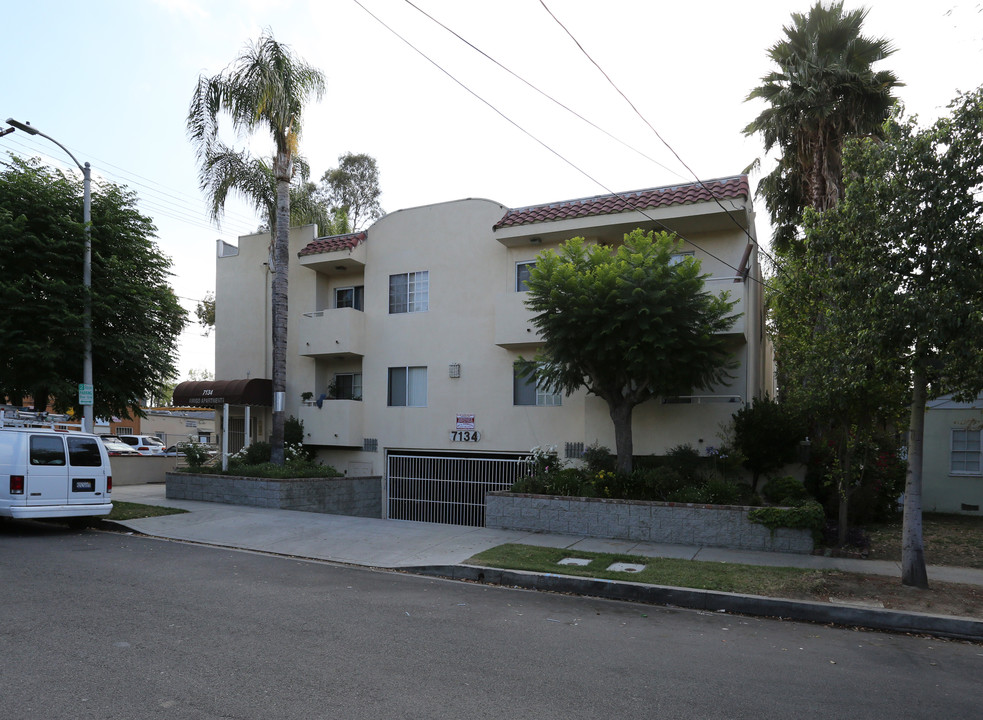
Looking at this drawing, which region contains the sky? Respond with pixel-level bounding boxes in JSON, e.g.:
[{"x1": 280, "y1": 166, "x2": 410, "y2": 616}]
[{"x1": 3, "y1": 0, "x2": 981, "y2": 381}]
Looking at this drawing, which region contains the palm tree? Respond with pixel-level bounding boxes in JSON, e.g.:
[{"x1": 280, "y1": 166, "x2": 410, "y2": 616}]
[
  {"x1": 188, "y1": 32, "x2": 325, "y2": 465},
  {"x1": 744, "y1": 1, "x2": 901, "y2": 253}
]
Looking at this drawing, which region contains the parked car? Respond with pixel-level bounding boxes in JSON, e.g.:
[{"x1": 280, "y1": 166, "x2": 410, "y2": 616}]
[
  {"x1": 116, "y1": 434, "x2": 165, "y2": 456},
  {"x1": 100, "y1": 437, "x2": 139, "y2": 457},
  {"x1": 0, "y1": 427, "x2": 113, "y2": 520}
]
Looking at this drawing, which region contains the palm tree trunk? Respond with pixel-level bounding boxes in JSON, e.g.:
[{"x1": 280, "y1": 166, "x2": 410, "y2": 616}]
[
  {"x1": 269, "y1": 159, "x2": 291, "y2": 466},
  {"x1": 901, "y1": 364, "x2": 929, "y2": 588}
]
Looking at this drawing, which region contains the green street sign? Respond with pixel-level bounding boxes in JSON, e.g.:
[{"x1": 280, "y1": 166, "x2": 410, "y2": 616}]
[{"x1": 78, "y1": 383, "x2": 93, "y2": 406}]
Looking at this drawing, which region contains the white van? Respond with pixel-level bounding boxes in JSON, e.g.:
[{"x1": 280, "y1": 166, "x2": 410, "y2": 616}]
[{"x1": 0, "y1": 428, "x2": 113, "y2": 521}]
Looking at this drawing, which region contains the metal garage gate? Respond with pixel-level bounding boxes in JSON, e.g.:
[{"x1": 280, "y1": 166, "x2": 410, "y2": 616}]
[{"x1": 387, "y1": 452, "x2": 532, "y2": 526}]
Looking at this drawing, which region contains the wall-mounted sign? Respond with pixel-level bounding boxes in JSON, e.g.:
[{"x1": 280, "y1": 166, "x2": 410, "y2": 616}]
[{"x1": 456, "y1": 414, "x2": 475, "y2": 430}]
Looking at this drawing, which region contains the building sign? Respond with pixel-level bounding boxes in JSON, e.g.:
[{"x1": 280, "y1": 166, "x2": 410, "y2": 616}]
[{"x1": 456, "y1": 414, "x2": 475, "y2": 430}]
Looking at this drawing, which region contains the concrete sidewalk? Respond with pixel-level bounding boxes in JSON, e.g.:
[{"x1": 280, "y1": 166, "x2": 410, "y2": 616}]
[{"x1": 111, "y1": 484, "x2": 983, "y2": 586}]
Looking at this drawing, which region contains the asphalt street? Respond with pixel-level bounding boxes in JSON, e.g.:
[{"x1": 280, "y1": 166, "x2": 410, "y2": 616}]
[{"x1": 2, "y1": 521, "x2": 981, "y2": 719}]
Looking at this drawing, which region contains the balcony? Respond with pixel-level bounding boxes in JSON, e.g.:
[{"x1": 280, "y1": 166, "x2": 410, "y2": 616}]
[
  {"x1": 297, "y1": 400, "x2": 363, "y2": 447},
  {"x1": 299, "y1": 307, "x2": 365, "y2": 358},
  {"x1": 495, "y1": 278, "x2": 747, "y2": 348},
  {"x1": 705, "y1": 276, "x2": 747, "y2": 338},
  {"x1": 494, "y1": 292, "x2": 542, "y2": 348}
]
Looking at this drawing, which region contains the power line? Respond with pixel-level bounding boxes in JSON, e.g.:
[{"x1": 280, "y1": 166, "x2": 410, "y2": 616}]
[
  {"x1": 401, "y1": 0, "x2": 688, "y2": 182},
  {"x1": 536, "y1": 0, "x2": 788, "y2": 287},
  {"x1": 353, "y1": 0, "x2": 768, "y2": 288}
]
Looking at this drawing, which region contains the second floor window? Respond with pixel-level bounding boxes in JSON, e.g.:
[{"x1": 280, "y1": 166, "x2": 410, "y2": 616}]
[
  {"x1": 389, "y1": 271, "x2": 429, "y2": 313},
  {"x1": 332, "y1": 372, "x2": 362, "y2": 400},
  {"x1": 516, "y1": 261, "x2": 536, "y2": 292},
  {"x1": 336, "y1": 286, "x2": 364, "y2": 310}
]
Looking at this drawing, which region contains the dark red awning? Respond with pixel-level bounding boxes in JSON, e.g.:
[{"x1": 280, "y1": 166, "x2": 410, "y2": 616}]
[{"x1": 172, "y1": 378, "x2": 272, "y2": 407}]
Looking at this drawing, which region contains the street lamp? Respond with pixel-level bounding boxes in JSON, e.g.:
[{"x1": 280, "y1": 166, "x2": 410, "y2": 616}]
[{"x1": 6, "y1": 119, "x2": 94, "y2": 434}]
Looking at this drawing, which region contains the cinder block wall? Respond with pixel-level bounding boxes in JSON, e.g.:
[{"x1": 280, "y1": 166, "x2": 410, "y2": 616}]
[
  {"x1": 166, "y1": 473, "x2": 382, "y2": 519},
  {"x1": 486, "y1": 493, "x2": 813, "y2": 554}
]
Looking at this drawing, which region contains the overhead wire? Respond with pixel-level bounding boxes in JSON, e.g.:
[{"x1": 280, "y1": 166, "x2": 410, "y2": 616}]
[
  {"x1": 356, "y1": 0, "x2": 768, "y2": 288},
  {"x1": 536, "y1": 0, "x2": 789, "y2": 282}
]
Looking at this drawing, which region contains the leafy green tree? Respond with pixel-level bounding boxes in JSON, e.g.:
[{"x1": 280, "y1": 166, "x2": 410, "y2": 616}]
[
  {"x1": 730, "y1": 396, "x2": 806, "y2": 493},
  {"x1": 797, "y1": 88, "x2": 983, "y2": 586},
  {"x1": 319, "y1": 152, "x2": 383, "y2": 231},
  {"x1": 188, "y1": 31, "x2": 325, "y2": 465},
  {"x1": 0, "y1": 155, "x2": 186, "y2": 418},
  {"x1": 744, "y1": 1, "x2": 901, "y2": 253},
  {"x1": 521, "y1": 230, "x2": 738, "y2": 474},
  {"x1": 195, "y1": 291, "x2": 215, "y2": 336}
]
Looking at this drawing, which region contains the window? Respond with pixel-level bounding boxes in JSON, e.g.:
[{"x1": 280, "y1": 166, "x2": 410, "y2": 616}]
[
  {"x1": 388, "y1": 366, "x2": 427, "y2": 406},
  {"x1": 67, "y1": 436, "x2": 103, "y2": 467},
  {"x1": 332, "y1": 372, "x2": 363, "y2": 400},
  {"x1": 115, "y1": 427, "x2": 133, "y2": 436},
  {"x1": 513, "y1": 368, "x2": 562, "y2": 407},
  {"x1": 516, "y1": 261, "x2": 536, "y2": 292},
  {"x1": 669, "y1": 251, "x2": 694, "y2": 266},
  {"x1": 389, "y1": 271, "x2": 429, "y2": 313},
  {"x1": 30, "y1": 435, "x2": 65, "y2": 466},
  {"x1": 951, "y1": 428, "x2": 982, "y2": 474},
  {"x1": 335, "y1": 285, "x2": 364, "y2": 311}
]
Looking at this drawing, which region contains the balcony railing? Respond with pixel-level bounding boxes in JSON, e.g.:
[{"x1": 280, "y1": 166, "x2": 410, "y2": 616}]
[
  {"x1": 494, "y1": 276, "x2": 747, "y2": 348},
  {"x1": 493, "y1": 293, "x2": 542, "y2": 348},
  {"x1": 299, "y1": 307, "x2": 365, "y2": 358},
  {"x1": 297, "y1": 400, "x2": 363, "y2": 447}
]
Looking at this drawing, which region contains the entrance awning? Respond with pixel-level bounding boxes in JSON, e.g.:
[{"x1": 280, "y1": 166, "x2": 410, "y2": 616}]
[{"x1": 172, "y1": 378, "x2": 273, "y2": 407}]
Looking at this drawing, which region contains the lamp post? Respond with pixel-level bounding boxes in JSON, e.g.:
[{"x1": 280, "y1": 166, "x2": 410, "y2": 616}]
[{"x1": 6, "y1": 119, "x2": 94, "y2": 434}]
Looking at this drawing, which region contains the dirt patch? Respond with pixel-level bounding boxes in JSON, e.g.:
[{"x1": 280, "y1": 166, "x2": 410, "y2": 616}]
[
  {"x1": 801, "y1": 513, "x2": 983, "y2": 619},
  {"x1": 788, "y1": 571, "x2": 983, "y2": 619}
]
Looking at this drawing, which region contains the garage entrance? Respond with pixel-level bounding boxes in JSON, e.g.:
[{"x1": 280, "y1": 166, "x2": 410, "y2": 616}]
[{"x1": 386, "y1": 451, "x2": 532, "y2": 527}]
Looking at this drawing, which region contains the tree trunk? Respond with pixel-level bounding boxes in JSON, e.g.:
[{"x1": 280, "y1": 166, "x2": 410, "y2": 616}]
[
  {"x1": 608, "y1": 401, "x2": 634, "y2": 475},
  {"x1": 902, "y1": 366, "x2": 929, "y2": 588},
  {"x1": 269, "y1": 158, "x2": 291, "y2": 466},
  {"x1": 837, "y1": 444, "x2": 851, "y2": 547}
]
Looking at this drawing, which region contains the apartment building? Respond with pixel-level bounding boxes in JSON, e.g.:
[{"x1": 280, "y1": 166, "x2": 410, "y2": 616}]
[{"x1": 205, "y1": 176, "x2": 773, "y2": 521}]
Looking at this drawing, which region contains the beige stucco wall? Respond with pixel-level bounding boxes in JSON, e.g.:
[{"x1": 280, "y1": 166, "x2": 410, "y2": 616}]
[
  {"x1": 923, "y1": 399, "x2": 983, "y2": 514},
  {"x1": 215, "y1": 194, "x2": 769, "y2": 477}
]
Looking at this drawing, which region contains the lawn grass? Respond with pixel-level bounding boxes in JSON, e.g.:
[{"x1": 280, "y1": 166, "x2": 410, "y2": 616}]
[
  {"x1": 108, "y1": 501, "x2": 188, "y2": 521},
  {"x1": 468, "y1": 543, "x2": 833, "y2": 597}
]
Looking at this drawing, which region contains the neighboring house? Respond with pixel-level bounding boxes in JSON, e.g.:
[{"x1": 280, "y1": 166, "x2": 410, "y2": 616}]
[
  {"x1": 190, "y1": 176, "x2": 773, "y2": 523},
  {"x1": 922, "y1": 395, "x2": 983, "y2": 514},
  {"x1": 140, "y1": 408, "x2": 216, "y2": 447}
]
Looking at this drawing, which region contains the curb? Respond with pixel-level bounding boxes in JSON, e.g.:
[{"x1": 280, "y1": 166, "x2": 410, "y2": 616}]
[{"x1": 403, "y1": 564, "x2": 983, "y2": 642}]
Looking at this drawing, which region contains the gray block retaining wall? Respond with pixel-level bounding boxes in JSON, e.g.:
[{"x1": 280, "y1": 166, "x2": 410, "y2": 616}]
[
  {"x1": 485, "y1": 492, "x2": 814, "y2": 554},
  {"x1": 166, "y1": 473, "x2": 382, "y2": 518}
]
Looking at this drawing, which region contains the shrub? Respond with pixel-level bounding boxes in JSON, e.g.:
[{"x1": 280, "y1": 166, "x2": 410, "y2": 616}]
[
  {"x1": 761, "y1": 476, "x2": 810, "y2": 506},
  {"x1": 666, "y1": 443, "x2": 703, "y2": 482},
  {"x1": 181, "y1": 440, "x2": 212, "y2": 469},
  {"x1": 748, "y1": 500, "x2": 825, "y2": 533},
  {"x1": 582, "y1": 443, "x2": 615, "y2": 474},
  {"x1": 232, "y1": 441, "x2": 271, "y2": 466}
]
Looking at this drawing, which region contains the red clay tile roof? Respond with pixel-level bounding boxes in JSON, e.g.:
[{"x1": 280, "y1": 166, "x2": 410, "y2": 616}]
[
  {"x1": 298, "y1": 231, "x2": 367, "y2": 257},
  {"x1": 493, "y1": 176, "x2": 749, "y2": 230}
]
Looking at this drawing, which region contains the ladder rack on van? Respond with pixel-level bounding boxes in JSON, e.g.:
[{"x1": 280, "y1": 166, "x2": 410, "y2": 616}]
[{"x1": 0, "y1": 407, "x2": 84, "y2": 432}]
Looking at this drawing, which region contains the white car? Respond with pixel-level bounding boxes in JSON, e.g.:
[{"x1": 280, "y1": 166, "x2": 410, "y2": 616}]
[{"x1": 116, "y1": 435, "x2": 165, "y2": 456}]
